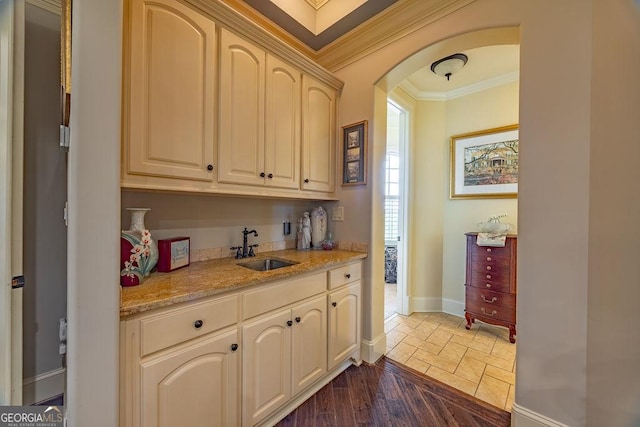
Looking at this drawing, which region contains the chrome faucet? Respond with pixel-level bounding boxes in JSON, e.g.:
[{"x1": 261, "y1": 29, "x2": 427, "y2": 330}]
[{"x1": 231, "y1": 227, "x2": 259, "y2": 258}]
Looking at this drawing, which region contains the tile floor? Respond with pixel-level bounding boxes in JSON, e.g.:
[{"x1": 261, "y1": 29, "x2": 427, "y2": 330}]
[{"x1": 385, "y1": 312, "x2": 516, "y2": 412}]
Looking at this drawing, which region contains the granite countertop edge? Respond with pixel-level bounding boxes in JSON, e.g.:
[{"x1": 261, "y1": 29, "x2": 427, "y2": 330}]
[{"x1": 120, "y1": 249, "x2": 367, "y2": 319}]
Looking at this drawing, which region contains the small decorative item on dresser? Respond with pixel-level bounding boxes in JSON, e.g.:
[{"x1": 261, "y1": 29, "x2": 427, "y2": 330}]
[
  {"x1": 120, "y1": 208, "x2": 159, "y2": 287},
  {"x1": 157, "y1": 237, "x2": 190, "y2": 272}
]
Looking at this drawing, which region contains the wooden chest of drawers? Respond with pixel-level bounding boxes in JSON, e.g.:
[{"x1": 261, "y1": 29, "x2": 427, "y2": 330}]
[{"x1": 464, "y1": 232, "x2": 517, "y2": 343}]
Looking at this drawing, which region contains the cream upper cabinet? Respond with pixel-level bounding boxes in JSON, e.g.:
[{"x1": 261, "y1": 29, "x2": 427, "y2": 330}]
[
  {"x1": 218, "y1": 29, "x2": 265, "y2": 186},
  {"x1": 219, "y1": 29, "x2": 301, "y2": 190},
  {"x1": 123, "y1": 0, "x2": 216, "y2": 182},
  {"x1": 264, "y1": 55, "x2": 301, "y2": 190},
  {"x1": 140, "y1": 330, "x2": 239, "y2": 427},
  {"x1": 327, "y1": 281, "x2": 361, "y2": 370},
  {"x1": 301, "y1": 75, "x2": 336, "y2": 193}
]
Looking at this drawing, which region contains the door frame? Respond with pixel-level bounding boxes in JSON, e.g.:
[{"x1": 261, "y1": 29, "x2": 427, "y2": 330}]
[{"x1": 0, "y1": 0, "x2": 25, "y2": 405}]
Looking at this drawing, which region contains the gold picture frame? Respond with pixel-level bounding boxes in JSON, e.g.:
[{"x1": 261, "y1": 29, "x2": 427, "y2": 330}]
[
  {"x1": 342, "y1": 120, "x2": 367, "y2": 186},
  {"x1": 450, "y1": 124, "x2": 519, "y2": 199}
]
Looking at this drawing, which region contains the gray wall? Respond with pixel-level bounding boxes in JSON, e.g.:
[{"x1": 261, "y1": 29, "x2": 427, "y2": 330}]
[{"x1": 23, "y1": 3, "x2": 67, "y2": 387}]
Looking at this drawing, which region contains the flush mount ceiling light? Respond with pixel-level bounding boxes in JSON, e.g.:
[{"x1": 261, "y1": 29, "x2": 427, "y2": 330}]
[{"x1": 430, "y1": 53, "x2": 468, "y2": 81}]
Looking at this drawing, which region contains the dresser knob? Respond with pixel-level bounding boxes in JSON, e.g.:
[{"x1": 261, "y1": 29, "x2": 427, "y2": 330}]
[
  {"x1": 486, "y1": 257, "x2": 492, "y2": 261},
  {"x1": 486, "y1": 274, "x2": 492, "y2": 279},
  {"x1": 481, "y1": 295, "x2": 497, "y2": 303},
  {"x1": 486, "y1": 266, "x2": 492, "y2": 270},
  {"x1": 486, "y1": 283, "x2": 492, "y2": 288},
  {"x1": 486, "y1": 248, "x2": 492, "y2": 252}
]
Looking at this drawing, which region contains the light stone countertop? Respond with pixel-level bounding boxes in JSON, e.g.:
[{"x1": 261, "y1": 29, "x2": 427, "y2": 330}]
[{"x1": 120, "y1": 249, "x2": 367, "y2": 319}]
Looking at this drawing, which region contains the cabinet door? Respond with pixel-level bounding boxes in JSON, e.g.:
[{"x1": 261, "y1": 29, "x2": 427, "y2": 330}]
[
  {"x1": 218, "y1": 29, "x2": 266, "y2": 186},
  {"x1": 291, "y1": 296, "x2": 326, "y2": 396},
  {"x1": 328, "y1": 282, "x2": 361, "y2": 370},
  {"x1": 140, "y1": 329, "x2": 239, "y2": 427},
  {"x1": 265, "y1": 55, "x2": 301, "y2": 189},
  {"x1": 301, "y1": 75, "x2": 336, "y2": 193},
  {"x1": 126, "y1": 0, "x2": 216, "y2": 181},
  {"x1": 243, "y1": 309, "x2": 291, "y2": 426}
]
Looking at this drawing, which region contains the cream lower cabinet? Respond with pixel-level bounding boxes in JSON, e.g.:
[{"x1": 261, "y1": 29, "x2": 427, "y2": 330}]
[
  {"x1": 328, "y1": 282, "x2": 361, "y2": 370},
  {"x1": 140, "y1": 329, "x2": 239, "y2": 427},
  {"x1": 243, "y1": 295, "x2": 326, "y2": 427}
]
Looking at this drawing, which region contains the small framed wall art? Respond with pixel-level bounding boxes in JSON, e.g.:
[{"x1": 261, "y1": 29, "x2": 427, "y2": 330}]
[
  {"x1": 157, "y1": 237, "x2": 190, "y2": 272},
  {"x1": 342, "y1": 120, "x2": 367, "y2": 186}
]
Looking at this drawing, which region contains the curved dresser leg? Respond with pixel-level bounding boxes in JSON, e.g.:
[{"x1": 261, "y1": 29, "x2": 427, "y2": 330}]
[
  {"x1": 509, "y1": 325, "x2": 516, "y2": 343},
  {"x1": 465, "y1": 312, "x2": 474, "y2": 330}
]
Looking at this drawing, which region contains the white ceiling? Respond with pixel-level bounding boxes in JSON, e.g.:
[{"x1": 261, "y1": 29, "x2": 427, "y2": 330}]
[{"x1": 399, "y1": 44, "x2": 520, "y2": 100}]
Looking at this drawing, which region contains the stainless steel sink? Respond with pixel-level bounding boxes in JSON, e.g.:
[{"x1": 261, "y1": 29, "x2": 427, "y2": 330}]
[{"x1": 237, "y1": 258, "x2": 297, "y2": 271}]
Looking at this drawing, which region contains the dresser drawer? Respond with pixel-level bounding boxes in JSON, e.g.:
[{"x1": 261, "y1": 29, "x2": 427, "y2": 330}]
[
  {"x1": 328, "y1": 262, "x2": 361, "y2": 290},
  {"x1": 469, "y1": 244, "x2": 512, "y2": 257},
  {"x1": 468, "y1": 273, "x2": 511, "y2": 293},
  {"x1": 466, "y1": 286, "x2": 516, "y2": 309},
  {"x1": 140, "y1": 294, "x2": 238, "y2": 357},
  {"x1": 470, "y1": 252, "x2": 511, "y2": 268},
  {"x1": 465, "y1": 298, "x2": 515, "y2": 323}
]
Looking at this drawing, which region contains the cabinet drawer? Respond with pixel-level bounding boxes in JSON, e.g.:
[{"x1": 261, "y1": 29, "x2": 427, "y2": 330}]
[
  {"x1": 328, "y1": 262, "x2": 361, "y2": 290},
  {"x1": 243, "y1": 272, "x2": 326, "y2": 320},
  {"x1": 465, "y1": 298, "x2": 515, "y2": 323},
  {"x1": 140, "y1": 294, "x2": 238, "y2": 357},
  {"x1": 469, "y1": 244, "x2": 512, "y2": 257},
  {"x1": 466, "y1": 286, "x2": 516, "y2": 309},
  {"x1": 468, "y1": 273, "x2": 510, "y2": 293},
  {"x1": 470, "y1": 252, "x2": 511, "y2": 269}
]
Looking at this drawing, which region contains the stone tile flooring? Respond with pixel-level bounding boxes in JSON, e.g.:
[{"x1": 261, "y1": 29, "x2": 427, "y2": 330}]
[{"x1": 385, "y1": 312, "x2": 516, "y2": 412}]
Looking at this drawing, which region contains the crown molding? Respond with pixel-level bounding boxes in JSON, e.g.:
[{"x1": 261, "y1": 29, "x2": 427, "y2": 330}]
[
  {"x1": 316, "y1": 0, "x2": 477, "y2": 71},
  {"x1": 187, "y1": 0, "x2": 344, "y2": 91},
  {"x1": 399, "y1": 71, "x2": 519, "y2": 101},
  {"x1": 27, "y1": 0, "x2": 61, "y2": 15}
]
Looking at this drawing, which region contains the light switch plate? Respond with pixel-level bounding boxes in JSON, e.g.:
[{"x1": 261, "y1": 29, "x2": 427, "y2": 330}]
[{"x1": 332, "y1": 206, "x2": 344, "y2": 221}]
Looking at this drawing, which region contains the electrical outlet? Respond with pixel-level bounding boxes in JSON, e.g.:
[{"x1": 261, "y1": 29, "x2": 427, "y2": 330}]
[
  {"x1": 59, "y1": 318, "x2": 67, "y2": 342},
  {"x1": 332, "y1": 206, "x2": 344, "y2": 221}
]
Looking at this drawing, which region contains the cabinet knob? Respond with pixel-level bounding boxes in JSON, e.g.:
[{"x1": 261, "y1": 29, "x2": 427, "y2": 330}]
[
  {"x1": 332, "y1": 302, "x2": 337, "y2": 307},
  {"x1": 486, "y1": 283, "x2": 492, "y2": 288},
  {"x1": 287, "y1": 320, "x2": 293, "y2": 327},
  {"x1": 486, "y1": 274, "x2": 492, "y2": 279},
  {"x1": 304, "y1": 178, "x2": 309, "y2": 183},
  {"x1": 486, "y1": 266, "x2": 491, "y2": 271},
  {"x1": 231, "y1": 343, "x2": 238, "y2": 352},
  {"x1": 486, "y1": 257, "x2": 492, "y2": 261},
  {"x1": 268, "y1": 173, "x2": 273, "y2": 179},
  {"x1": 207, "y1": 164, "x2": 214, "y2": 171},
  {"x1": 260, "y1": 172, "x2": 265, "y2": 177},
  {"x1": 194, "y1": 320, "x2": 204, "y2": 329},
  {"x1": 295, "y1": 317, "x2": 301, "y2": 323},
  {"x1": 486, "y1": 248, "x2": 492, "y2": 252},
  {"x1": 345, "y1": 273, "x2": 351, "y2": 279}
]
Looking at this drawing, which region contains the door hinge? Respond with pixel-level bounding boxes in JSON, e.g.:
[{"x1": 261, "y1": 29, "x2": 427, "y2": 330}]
[
  {"x1": 59, "y1": 125, "x2": 70, "y2": 150},
  {"x1": 63, "y1": 201, "x2": 68, "y2": 226},
  {"x1": 11, "y1": 275, "x2": 25, "y2": 289}
]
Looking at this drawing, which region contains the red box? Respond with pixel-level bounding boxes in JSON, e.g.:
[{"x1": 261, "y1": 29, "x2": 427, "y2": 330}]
[{"x1": 157, "y1": 237, "x2": 190, "y2": 272}]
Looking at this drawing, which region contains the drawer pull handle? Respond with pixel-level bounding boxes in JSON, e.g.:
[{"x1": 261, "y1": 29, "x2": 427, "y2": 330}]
[
  {"x1": 486, "y1": 274, "x2": 492, "y2": 279},
  {"x1": 287, "y1": 320, "x2": 293, "y2": 327},
  {"x1": 295, "y1": 317, "x2": 301, "y2": 323},
  {"x1": 194, "y1": 320, "x2": 204, "y2": 329},
  {"x1": 486, "y1": 283, "x2": 492, "y2": 288},
  {"x1": 486, "y1": 266, "x2": 492, "y2": 270},
  {"x1": 481, "y1": 295, "x2": 497, "y2": 303},
  {"x1": 332, "y1": 302, "x2": 337, "y2": 307},
  {"x1": 486, "y1": 257, "x2": 492, "y2": 261},
  {"x1": 231, "y1": 343, "x2": 238, "y2": 352},
  {"x1": 345, "y1": 273, "x2": 351, "y2": 279},
  {"x1": 481, "y1": 308, "x2": 497, "y2": 317}
]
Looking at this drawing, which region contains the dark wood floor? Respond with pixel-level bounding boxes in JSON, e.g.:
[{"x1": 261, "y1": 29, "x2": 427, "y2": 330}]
[{"x1": 276, "y1": 357, "x2": 511, "y2": 427}]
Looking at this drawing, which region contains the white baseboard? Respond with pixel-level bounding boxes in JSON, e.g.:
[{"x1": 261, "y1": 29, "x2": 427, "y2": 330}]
[
  {"x1": 409, "y1": 297, "x2": 441, "y2": 312},
  {"x1": 442, "y1": 298, "x2": 464, "y2": 317},
  {"x1": 361, "y1": 332, "x2": 386, "y2": 363},
  {"x1": 511, "y1": 403, "x2": 569, "y2": 427},
  {"x1": 23, "y1": 367, "x2": 65, "y2": 405}
]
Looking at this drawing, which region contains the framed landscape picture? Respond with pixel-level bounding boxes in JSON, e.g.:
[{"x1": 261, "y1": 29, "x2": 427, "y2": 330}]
[
  {"x1": 450, "y1": 125, "x2": 519, "y2": 199},
  {"x1": 342, "y1": 120, "x2": 367, "y2": 186}
]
